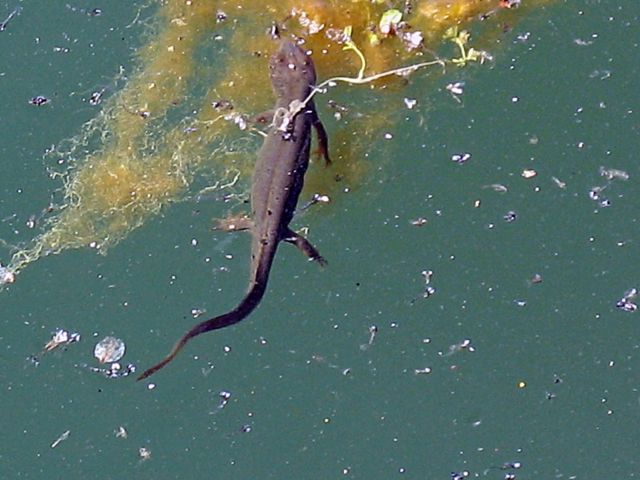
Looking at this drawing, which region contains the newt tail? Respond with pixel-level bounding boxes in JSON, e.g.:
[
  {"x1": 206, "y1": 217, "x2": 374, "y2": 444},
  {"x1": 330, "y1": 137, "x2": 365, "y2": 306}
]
[{"x1": 137, "y1": 281, "x2": 267, "y2": 381}]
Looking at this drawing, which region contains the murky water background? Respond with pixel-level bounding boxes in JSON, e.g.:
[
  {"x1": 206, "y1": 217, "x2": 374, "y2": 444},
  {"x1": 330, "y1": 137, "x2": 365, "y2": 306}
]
[{"x1": 1, "y1": 1, "x2": 639, "y2": 478}]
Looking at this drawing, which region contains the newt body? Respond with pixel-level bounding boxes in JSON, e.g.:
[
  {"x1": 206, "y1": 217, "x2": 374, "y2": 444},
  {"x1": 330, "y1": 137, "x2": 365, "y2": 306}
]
[{"x1": 138, "y1": 40, "x2": 329, "y2": 380}]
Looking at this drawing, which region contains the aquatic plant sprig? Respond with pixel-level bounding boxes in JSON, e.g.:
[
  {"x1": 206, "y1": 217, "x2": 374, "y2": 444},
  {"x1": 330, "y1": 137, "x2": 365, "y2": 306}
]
[{"x1": 444, "y1": 26, "x2": 493, "y2": 66}]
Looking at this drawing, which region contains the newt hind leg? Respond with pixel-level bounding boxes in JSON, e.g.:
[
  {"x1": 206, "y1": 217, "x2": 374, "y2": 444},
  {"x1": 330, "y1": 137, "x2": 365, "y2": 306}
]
[{"x1": 283, "y1": 228, "x2": 326, "y2": 266}]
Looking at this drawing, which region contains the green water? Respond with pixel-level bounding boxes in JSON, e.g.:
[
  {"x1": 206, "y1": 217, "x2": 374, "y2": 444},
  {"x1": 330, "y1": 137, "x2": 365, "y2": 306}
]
[{"x1": 1, "y1": 1, "x2": 639, "y2": 478}]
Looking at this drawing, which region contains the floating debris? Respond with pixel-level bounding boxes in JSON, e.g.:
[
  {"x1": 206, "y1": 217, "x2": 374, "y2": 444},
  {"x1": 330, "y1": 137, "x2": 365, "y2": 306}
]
[
  {"x1": 616, "y1": 287, "x2": 637, "y2": 313},
  {"x1": 410, "y1": 217, "x2": 428, "y2": 226},
  {"x1": 401, "y1": 30, "x2": 424, "y2": 50},
  {"x1": 410, "y1": 270, "x2": 437, "y2": 304},
  {"x1": 589, "y1": 166, "x2": 629, "y2": 208},
  {"x1": 588, "y1": 185, "x2": 606, "y2": 201},
  {"x1": 446, "y1": 81, "x2": 465, "y2": 102},
  {"x1": 88, "y1": 362, "x2": 136, "y2": 378},
  {"x1": 94, "y1": 336, "x2": 125, "y2": 363},
  {"x1": 599, "y1": 166, "x2": 629, "y2": 181},
  {"x1": 551, "y1": 176, "x2": 567, "y2": 189},
  {"x1": 483, "y1": 183, "x2": 508, "y2": 193},
  {"x1": 115, "y1": 426, "x2": 128, "y2": 439},
  {"x1": 378, "y1": 9, "x2": 403, "y2": 36},
  {"x1": 359, "y1": 325, "x2": 378, "y2": 351},
  {"x1": 51, "y1": 430, "x2": 70, "y2": 449},
  {"x1": 0, "y1": 5, "x2": 22, "y2": 32},
  {"x1": 44, "y1": 328, "x2": 81, "y2": 352},
  {"x1": 0, "y1": 264, "x2": 15, "y2": 284},
  {"x1": 451, "y1": 152, "x2": 471, "y2": 164},
  {"x1": 451, "y1": 470, "x2": 470, "y2": 480},
  {"x1": 299, "y1": 193, "x2": 331, "y2": 212},
  {"x1": 138, "y1": 447, "x2": 152, "y2": 462},
  {"x1": 88, "y1": 89, "x2": 105, "y2": 106},
  {"x1": 414, "y1": 366, "x2": 432, "y2": 375},
  {"x1": 216, "y1": 390, "x2": 232, "y2": 410},
  {"x1": 29, "y1": 95, "x2": 50, "y2": 106},
  {"x1": 421, "y1": 269, "x2": 435, "y2": 298},
  {"x1": 521, "y1": 169, "x2": 537, "y2": 178},
  {"x1": 442, "y1": 338, "x2": 474, "y2": 356},
  {"x1": 530, "y1": 273, "x2": 543, "y2": 284},
  {"x1": 403, "y1": 97, "x2": 417, "y2": 109},
  {"x1": 503, "y1": 210, "x2": 518, "y2": 223}
]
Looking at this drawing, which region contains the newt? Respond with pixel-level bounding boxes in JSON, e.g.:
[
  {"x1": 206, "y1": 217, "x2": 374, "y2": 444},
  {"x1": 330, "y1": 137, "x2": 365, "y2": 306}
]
[{"x1": 138, "y1": 40, "x2": 330, "y2": 380}]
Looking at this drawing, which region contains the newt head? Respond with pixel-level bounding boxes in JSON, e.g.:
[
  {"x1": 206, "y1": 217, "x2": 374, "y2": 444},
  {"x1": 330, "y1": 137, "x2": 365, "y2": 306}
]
[{"x1": 269, "y1": 40, "x2": 316, "y2": 101}]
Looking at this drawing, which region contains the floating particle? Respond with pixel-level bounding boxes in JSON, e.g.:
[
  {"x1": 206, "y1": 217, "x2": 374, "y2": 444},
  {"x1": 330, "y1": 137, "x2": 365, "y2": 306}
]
[
  {"x1": 401, "y1": 30, "x2": 423, "y2": 50},
  {"x1": 44, "y1": 328, "x2": 81, "y2": 352},
  {"x1": 94, "y1": 336, "x2": 126, "y2": 363},
  {"x1": 588, "y1": 186, "x2": 605, "y2": 201},
  {"x1": 623, "y1": 288, "x2": 637, "y2": 300},
  {"x1": 88, "y1": 361, "x2": 136, "y2": 378},
  {"x1": 410, "y1": 217, "x2": 427, "y2": 226},
  {"x1": 215, "y1": 10, "x2": 227, "y2": 22},
  {"x1": 51, "y1": 430, "x2": 70, "y2": 449},
  {"x1": 88, "y1": 90, "x2": 104, "y2": 105},
  {"x1": 0, "y1": 264, "x2": 16, "y2": 284},
  {"x1": 423, "y1": 285, "x2": 436, "y2": 298},
  {"x1": 29, "y1": 95, "x2": 50, "y2": 106},
  {"x1": 451, "y1": 152, "x2": 471, "y2": 164},
  {"x1": 379, "y1": 9, "x2": 403, "y2": 36},
  {"x1": 483, "y1": 183, "x2": 508, "y2": 193},
  {"x1": 367, "y1": 325, "x2": 378, "y2": 345},
  {"x1": 599, "y1": 166, "x2": 629, "y2": 181},
  {"x1": 138, "y1": 447, "x2": 151, "y2": 461},
  {"x1": 517, "y1": 380, "x2": 526, "y2": 388},
  {"x1": 0, "y1": 5, "x2": 22, "y2": 31},
  {"x1": 451, "y1": 471, "x2": 470, "y2": 480},
  {"x1": 551, "y1": 176, "x2": 566, "y2": 189},
  {"x1": 446, "y1": 81, "x2": 465, "y2": 102},
  {"x1": 414, "y1": 367, "x2": 432, "y2": 375},
  {"x1": 218, "y1": 390, "x2": 232, "y2": 409},
  {"x1": 530, "y1": 273, "x2": 543, "y2": 284},
  {"x1": 521, "y1": 169, "x2": 537, "y2": 178},
  {"x1": 403, "y1": 97, "x2": 417, "y2": 109},
  {"x1": 615, "y1": 287, "x2": 638, "y2": 312},
  {"x1": 312, "y1": 193, "x2": 331, "y2": 204},
  {"x1": 616, "y1": 300, "x2": 637, "y2": 312},
  {"x1": 26, "y1": 214, "x2": 37, "y2": 229},
  {"x1": 443, "y1": 338, "x2": 474, "y2": 356},
  {"x1": 503, "y1": 211, "x2": 518, "y2": 222}
]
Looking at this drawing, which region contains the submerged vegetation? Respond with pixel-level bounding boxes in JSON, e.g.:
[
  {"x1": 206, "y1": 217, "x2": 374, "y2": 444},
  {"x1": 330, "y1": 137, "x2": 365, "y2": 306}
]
[{"x1": 2, "y1": 0, "x2": 551, "y2": 283}]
